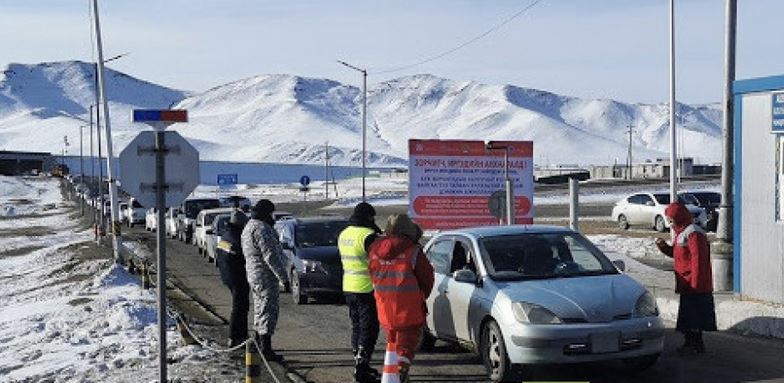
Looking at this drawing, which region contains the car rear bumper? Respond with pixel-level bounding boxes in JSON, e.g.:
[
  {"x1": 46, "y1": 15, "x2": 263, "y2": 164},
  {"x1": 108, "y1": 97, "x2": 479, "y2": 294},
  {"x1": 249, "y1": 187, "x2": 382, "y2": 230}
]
[{"x1": 505, "y1": 317, "x2": 665, "y2": 364}]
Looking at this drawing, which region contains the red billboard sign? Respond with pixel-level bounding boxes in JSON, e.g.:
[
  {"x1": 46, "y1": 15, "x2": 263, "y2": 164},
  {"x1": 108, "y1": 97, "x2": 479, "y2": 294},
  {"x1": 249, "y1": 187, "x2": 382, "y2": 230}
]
[{"x1": 408, "y1": 139, "x2": 534, "y2": 230}]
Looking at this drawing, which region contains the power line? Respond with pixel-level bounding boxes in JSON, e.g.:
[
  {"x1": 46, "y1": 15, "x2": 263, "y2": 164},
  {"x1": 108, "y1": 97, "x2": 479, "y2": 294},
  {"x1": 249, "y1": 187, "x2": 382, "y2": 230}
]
[{"x1": 370, "y1": 0, "x2": 544, "y2": 75}]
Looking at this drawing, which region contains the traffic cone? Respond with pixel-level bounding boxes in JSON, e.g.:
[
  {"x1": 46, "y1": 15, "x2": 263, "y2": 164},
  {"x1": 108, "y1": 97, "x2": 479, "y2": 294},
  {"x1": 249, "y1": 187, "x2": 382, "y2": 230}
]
[{"x1": 381, "y1": 342, "x2": 399, "y2": 383}]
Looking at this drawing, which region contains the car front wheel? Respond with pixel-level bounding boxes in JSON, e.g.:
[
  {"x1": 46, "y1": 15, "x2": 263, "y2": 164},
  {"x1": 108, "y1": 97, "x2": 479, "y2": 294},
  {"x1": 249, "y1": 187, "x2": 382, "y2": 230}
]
[
  {"x1": 618, "y1": 214, "x2": 629, "y2": 230},
  {"x1": 291, "y1": 270, "x2": 307, "y2": 305},
  {"x1": 481, "y1": 320, "x2": 517, "y2": 382},
  {"x1": 654, "y1": 215, "x2": 667, "y2": 232}
]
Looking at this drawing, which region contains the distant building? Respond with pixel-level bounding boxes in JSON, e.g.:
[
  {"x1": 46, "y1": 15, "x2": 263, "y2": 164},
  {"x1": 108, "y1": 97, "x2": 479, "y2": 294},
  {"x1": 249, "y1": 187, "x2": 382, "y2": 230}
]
[
  {"x1": 588, "y1": 157, "x2": 719, "y2": 180},
  {"x1": 0, "y1": 151, "x2": 53, "y2": 176}
]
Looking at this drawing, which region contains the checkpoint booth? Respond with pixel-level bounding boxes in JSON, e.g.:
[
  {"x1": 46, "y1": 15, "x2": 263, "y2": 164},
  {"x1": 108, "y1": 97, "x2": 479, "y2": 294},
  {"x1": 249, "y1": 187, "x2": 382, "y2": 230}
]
[{"x1": 733, "y1": 74, "x2": 784, "y2": 304}]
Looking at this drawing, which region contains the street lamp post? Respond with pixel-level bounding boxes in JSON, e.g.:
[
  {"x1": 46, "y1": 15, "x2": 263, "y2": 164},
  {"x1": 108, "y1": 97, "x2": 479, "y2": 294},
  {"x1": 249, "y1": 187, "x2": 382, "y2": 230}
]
[
  {"x1": 337, "y1": 60, "x2": 367, "y2": 201},
  {"x1": 486, "y1": 141, "x2": 515, "y2": 225},
  {"x1": 80, "y1": 125, "x2": 86, "y2": 216}
]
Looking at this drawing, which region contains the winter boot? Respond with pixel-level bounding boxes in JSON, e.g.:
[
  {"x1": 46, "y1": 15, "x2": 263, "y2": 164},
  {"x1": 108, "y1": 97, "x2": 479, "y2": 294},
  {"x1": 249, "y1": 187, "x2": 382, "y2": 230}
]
[
  {"x1": 694, "y1": 331, "x2": 706, "y2": 354},
  {"x1": 398, "y1": 363, "x2": 411, "y2": 383},
  {"x1": 676, "y1": 331, "x2": 698, "y2": 356},
  {"x1": 260, "y1": 333, "x2": 284, "y2": 362},
  {"x1": 353, "y1": 347, "x2": 381, "y2": 383}
]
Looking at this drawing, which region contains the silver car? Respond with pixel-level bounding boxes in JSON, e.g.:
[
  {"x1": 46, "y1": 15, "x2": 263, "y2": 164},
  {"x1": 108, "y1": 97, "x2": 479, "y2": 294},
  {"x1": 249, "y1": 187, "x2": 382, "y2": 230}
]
[{"x1": 422, "y1": 225, "x2": 664, "y2": 382}]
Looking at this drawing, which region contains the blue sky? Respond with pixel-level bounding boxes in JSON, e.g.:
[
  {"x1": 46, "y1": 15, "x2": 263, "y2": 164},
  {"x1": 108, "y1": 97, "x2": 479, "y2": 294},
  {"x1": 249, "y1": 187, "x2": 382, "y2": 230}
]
[{"x1": 0, "y1": 0, "x2": 782, "y2": 104}]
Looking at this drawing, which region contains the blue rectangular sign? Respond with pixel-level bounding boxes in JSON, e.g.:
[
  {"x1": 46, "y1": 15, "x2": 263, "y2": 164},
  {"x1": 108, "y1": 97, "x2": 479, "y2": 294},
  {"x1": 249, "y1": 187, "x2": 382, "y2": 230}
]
[
  {"x1": 773, "y1": 92, "x2": 784, "y2": 132},
  {"x1": 217, "y1": 174, "x2": 238, "y2": 186}
]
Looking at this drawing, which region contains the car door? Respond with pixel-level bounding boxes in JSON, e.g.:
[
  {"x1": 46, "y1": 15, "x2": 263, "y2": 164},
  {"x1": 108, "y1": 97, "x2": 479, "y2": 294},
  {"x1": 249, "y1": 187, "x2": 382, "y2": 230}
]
[
  {"x1": 425, "y1": 238, "x2": 456, "y2": 340},
  {"x1": 638, "y1": 194, "x2": 656, "y2": 225},
  {"x1": 446, "y1": 237, "x2": 480, "y2": 342}
]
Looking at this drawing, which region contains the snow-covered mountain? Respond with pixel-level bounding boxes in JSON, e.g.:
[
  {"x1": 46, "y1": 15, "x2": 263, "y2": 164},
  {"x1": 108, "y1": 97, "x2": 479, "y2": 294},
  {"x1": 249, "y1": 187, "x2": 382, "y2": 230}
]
[{"x1": 0, "y1": 61, "x2": 722, "y2": 166}]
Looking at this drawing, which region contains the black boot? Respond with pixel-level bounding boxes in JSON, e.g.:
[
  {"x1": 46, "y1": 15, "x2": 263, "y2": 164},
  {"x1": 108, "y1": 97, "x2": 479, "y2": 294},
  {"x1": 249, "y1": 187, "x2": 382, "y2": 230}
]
[
  {"x1": 677, "y1": 331, "x2": 698, "y2": 356},
  {"x1": 694, "y1": 331, "x2": 706, "y2": 354},
  {"x1": 261, "y1": 333, "x2": 284, "y2": 362},
  {"x1": 353, "y1": 347, "x2": 381, "y2": 383}
]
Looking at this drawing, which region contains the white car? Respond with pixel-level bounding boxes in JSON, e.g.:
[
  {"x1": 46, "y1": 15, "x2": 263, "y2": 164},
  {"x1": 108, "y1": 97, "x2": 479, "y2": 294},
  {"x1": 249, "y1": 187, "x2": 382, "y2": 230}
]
[
  {"x1": 194, "y1": 207, "x2": 233, "y2": 255},
  {"x1": 165, "y1": 207, "x2": 181, "y2": 238},
  {"x1": 124, "y1": 198, "x2": 146, "y2": 227},
  {"x1": 611, "y1": 192, "x2": 707, "y2": 232},
  {"x1": 145, "y1": 208, "x2": 158, "y2": 232},
  {"x1": 118, "y1": 202, "x2": 129, "y2": 223}
]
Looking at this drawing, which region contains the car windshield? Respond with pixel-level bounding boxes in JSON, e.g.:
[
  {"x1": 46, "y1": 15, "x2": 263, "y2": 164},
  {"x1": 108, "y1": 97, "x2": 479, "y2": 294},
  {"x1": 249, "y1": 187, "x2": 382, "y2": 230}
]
[
  {"x1": 692, "y1": 192, "x2": 721, "y2": 205},
  {"x1": 295, "y1": 221, "x2": 349, "y2": 248},
  {"x1": 204, "y1": 212, "x2": 223, "y2": 226},
  {"x1": 479, "y1": 232, "x2": 617, "y2": 281},
  {"x1": 679, "y1": 193, "x2": 700, "y2": 206},
  {"x1": 184, "y1": 199, "x2": 221, "y2": 218}
]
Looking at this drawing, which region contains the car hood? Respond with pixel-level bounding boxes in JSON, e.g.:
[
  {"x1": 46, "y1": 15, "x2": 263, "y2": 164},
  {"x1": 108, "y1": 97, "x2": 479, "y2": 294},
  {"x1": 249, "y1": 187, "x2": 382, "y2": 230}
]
[
  {"x1": 497, "y1": 274, "x2": 646, "y2": 323},
  {"x1": 296, "y1": 246, "x2": 341, "y2": 263}
]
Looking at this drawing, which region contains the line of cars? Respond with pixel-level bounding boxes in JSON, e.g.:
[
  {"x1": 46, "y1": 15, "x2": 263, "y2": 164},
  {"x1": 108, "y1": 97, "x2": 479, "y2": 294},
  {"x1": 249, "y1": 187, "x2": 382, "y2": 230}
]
[{"x1": 611, "y1": 191, "x2": 721, "y2": 232}]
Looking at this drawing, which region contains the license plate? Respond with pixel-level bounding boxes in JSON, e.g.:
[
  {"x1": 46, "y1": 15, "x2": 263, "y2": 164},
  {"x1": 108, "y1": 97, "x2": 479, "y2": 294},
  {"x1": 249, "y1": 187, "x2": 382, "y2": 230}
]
[{"x1": 591, "y1": 332, "x2": 620, "y2": 353}]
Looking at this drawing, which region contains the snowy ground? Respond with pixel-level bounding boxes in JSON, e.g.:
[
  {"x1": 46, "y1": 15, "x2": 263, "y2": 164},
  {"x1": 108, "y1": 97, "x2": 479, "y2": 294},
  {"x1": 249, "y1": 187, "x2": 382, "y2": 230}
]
[{"x1": 0, "y1": 177, "x2": 244, "y2": 382}]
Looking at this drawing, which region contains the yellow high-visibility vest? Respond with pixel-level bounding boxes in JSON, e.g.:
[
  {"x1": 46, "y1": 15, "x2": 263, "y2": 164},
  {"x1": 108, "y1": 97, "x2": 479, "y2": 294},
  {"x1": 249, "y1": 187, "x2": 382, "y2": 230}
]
[{"x1": 338, "y1": 226, "x2": 375, "y2": 293}]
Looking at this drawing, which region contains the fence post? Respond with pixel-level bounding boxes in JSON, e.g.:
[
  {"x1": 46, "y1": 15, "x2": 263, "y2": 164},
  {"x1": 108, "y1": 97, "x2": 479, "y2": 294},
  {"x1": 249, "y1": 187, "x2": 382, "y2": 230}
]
[{"x1": 569, "y1": 177, "x2": 579, "y2": 231}]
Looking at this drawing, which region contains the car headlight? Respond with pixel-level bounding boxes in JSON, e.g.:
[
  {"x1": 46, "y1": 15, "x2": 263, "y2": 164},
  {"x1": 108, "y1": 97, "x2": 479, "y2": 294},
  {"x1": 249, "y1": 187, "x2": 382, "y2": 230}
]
[
  {"x1": 633, "y1": 291, "x2": 659, "y2": 317},
  {"x1": 512, "y1": 302, "x2": 563, "y2": 324},
  {"x1": 302, "y1": 259, "x2": 323, "y2": 273}
]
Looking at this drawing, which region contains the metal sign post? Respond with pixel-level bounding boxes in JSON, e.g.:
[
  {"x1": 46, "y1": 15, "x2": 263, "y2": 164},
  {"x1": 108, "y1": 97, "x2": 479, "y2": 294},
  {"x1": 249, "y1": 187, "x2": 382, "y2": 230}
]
[{"x1": 123, "y1": 109, "x2": 192, "y2": 383}]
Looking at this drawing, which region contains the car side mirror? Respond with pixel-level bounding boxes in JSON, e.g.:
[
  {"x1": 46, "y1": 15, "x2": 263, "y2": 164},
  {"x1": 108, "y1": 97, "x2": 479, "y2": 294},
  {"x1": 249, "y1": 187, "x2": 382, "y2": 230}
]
[
  {"x1": 454, "y1": 269, "x2": 478, "y2": 284},
  {"x1": 612, "y1": 260, "x2": 626, "y2": 272}
]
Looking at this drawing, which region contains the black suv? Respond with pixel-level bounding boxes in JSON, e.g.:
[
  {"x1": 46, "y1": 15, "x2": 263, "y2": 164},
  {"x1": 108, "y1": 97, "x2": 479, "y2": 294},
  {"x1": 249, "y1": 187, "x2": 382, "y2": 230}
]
[
  {"x1": 275, "y1": 217, "x2": 349, "y2": 304},
  {"x1": 177, "y1": 198, "x2": 221, "y2": 243}
]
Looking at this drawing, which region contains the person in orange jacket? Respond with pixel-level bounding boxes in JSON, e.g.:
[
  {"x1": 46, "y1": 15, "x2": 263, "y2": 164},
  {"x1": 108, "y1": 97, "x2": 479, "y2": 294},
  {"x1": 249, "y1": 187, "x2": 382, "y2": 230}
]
[
  {"x1": 368, "y1": 214, "x2": 434, "y2": 383},
  {"x1": 655, "y1": 203, "x2": 717, "y2": 355}
]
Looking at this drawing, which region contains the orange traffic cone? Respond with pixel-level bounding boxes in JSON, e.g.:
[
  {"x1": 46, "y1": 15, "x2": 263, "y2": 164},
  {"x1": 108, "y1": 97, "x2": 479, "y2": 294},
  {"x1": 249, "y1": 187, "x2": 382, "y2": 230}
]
[{"x1": 381, "y1": 342, "x2": 399, "y2": 383}]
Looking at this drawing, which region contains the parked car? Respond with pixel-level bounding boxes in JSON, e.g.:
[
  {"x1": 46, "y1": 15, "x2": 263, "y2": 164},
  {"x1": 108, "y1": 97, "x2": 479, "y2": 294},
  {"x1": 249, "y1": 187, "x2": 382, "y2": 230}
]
[
  {"x1": 219, "y1": 196, "x2": 252, "y2": 210},
  {"x1": 682, "y1": 191, "x2": 721, "y2": 232},
  {"x1": 611, "y1": 192, "x2": 707, "y2": 232},
  {"x1": 176, "y1": 198, "x2": 222, "y2": 244},
  {"x1": 274, "y1": 216, "x2": 349, "y2": 304},
  {"x1": 273, "y1": 211, "x2": 293, "y2": 221},
  {"x1": 145, "y1": 208, "x2": 158, "y2": 232},
  {"x1": 124, "y1": 198, "x2": 146, "y2": 227},
  {"x1": 204, "y1": 213, "x2": 232, "y2": 263},
  {"x1": 422, "y1": 225, "x2": 664, "y2": 382},
  {"x1": 166, "y1": 207, "x2": 181, "y2": 238},
  {"x1": 118, "y1": 202, "x2": 129, "y2": 223},
  {"x1": 194, "y1": 207, "x2": 233, "y2": 255}
]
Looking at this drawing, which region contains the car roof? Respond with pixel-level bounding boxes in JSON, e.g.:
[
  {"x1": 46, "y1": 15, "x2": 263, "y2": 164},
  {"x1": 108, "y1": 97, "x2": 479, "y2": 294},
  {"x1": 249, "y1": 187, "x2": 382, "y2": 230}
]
[
  {"x1": 281, "y1": 216, "x2": 348, "y2": 225},
  {"x1": 199, "y1": 207, "x2": 234, "y2": 215},
  {"x1": 437, "y1": 224, "x2": 573, "y2": 239}
]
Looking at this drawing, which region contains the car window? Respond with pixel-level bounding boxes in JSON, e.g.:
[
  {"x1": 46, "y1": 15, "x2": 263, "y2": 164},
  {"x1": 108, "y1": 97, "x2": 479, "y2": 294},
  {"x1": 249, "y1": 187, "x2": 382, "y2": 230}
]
[
  {"x1": 628, "y1": 194, "x2": 645, "y2": 205},
  {"x1": 449, "y1": 240, "x2": 477, "y2": 275},
  {"x1": 479, "y1": 232, "x2": 616, "y2": 281},
  {"x1": 678, "y1": 193, "x2": 700, "y2": 206},
  {"x1": 640, "y1": 194, "x2": 655, "y2": 205},
  {"x1": 214, "y1": 215, "x2": 230, "y2": 235},
  {"x1": 652, "y1": 194, "x2": 669, "y2": 204},
  {"x1": 184, "y1": 199, "x2": 221, "y2": 218},
  {"x1": 427, "y1": 240, "x2": 454, "y2": 275},
  {"x1": 295, "y1": 221, "x2": 348, "y2": 248}
]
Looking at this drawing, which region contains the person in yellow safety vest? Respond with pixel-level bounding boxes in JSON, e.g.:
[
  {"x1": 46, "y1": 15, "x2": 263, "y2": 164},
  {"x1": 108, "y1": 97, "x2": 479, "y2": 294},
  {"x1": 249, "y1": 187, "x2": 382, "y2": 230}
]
[{"x1": 339, "y1": 202, "x2": 382, "y2": 383}]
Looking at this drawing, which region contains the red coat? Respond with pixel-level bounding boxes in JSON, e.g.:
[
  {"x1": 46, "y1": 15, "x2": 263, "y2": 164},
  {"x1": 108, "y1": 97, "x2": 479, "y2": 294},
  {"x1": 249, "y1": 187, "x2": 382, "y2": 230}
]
[
  {"x1": 662, "y1": 203, "x2": 713, "y2": 294},
  {"x1": 368, "y1": 236, "x2": 434, "y2": 330}
]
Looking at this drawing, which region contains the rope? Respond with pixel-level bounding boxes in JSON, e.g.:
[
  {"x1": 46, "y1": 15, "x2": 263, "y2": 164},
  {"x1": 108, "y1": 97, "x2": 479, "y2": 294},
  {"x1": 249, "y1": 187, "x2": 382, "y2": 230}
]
[{"x1": 164, "y1": 308, "x2": 282, "y2": 383}]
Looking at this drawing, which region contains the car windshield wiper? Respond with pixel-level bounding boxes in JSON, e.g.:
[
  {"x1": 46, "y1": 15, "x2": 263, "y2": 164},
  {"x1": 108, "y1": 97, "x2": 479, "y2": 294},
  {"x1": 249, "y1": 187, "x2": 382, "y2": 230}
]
[{"x1": 564, "y1": 270, "x2": 618, "y2": 277}]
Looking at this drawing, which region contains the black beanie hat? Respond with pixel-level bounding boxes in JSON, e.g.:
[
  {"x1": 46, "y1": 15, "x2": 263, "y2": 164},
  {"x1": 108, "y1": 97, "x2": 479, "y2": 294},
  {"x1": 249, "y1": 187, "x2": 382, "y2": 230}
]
[
  {"x1": 253, "y1": 199, "x2": 275, "y2": 216},
  {"x1": 352, "y1": 202, "x2": 376, "y2": 220}
]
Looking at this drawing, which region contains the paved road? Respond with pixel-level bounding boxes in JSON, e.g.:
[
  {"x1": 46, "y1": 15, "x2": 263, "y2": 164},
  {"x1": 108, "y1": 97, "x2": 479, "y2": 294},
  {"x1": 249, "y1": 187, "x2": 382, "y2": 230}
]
[{"x1": 124, "y1": 225, "x2": 784, "y2": 383}]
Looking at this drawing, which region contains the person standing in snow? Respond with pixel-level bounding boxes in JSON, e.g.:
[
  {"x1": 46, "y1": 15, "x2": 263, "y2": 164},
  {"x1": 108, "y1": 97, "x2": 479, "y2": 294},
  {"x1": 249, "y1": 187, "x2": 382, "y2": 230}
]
[
  {"x1": 655, "y1": 203, "x2": 717, "y2": 355},
  {"x1": 242, "y1": 199, "x2": 289, "y2": 361},
  {"x1": 368, "y1": 214, "x2": 434, "y2": 383},
  {"x1": 338, "y1": 202, "x2": 383, "y2": 383},
  {"x1": 216, "y1": 200, "x2": 250, "y2": 348}
]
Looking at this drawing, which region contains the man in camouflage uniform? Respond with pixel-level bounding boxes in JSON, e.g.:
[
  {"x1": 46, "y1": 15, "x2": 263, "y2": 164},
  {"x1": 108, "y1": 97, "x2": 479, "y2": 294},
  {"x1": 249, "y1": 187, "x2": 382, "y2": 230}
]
[{"x1": 242, "y1": 199, "x2": 289, "y2": 362}]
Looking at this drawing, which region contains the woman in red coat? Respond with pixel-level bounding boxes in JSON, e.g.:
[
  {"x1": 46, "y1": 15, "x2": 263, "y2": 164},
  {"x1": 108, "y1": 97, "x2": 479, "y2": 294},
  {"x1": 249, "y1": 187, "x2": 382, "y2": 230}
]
[
  {"x1": 655, "y1": 203, "x2": 717, "y2": 355},
  {"x1": 368, "y1": 214, "x2": 434, "y2": 383}
]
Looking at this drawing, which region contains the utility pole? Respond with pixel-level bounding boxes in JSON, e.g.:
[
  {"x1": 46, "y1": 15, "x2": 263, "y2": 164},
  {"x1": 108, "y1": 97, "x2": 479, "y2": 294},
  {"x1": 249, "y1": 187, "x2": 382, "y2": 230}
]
[
  {"x1": 712, "y1": 0, "x2": 737, "y2": 292},
  {"x1": 625, "y1": 124, "x2": 635, "y2": 180},
  {"x1": 89, "y1": 105, "x2": 95, "y2": 225},
  {"x1": 325, "y1": 141, "x2": 330, "y2": 200},
  {"x1": 80, "y1": 125, "x2": 85, "y2": 216},
  {"x1": 669, "y1": 0, "x2": 678, "y2": 203},
  {"x1": 91, "y1": 0, "x2": 123, "y2": 263},
  {"x1": 337, "y1": 60, "x2": 368, "y2": 201}
]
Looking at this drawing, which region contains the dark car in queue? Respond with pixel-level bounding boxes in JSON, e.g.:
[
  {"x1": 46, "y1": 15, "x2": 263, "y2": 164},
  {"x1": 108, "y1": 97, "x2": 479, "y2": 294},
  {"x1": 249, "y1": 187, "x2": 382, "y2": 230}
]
[
  {"x1": 274, "y1": 217, "x2": 349, "y2": 304},
  {"x1": 682, "y1": 191, "x2": 721, "y2": 232}
]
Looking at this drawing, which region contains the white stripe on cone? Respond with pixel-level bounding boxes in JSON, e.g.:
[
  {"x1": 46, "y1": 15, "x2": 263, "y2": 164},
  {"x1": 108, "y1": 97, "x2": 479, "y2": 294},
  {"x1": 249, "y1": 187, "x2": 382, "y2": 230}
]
[{"x1": 381, "y1": 344, "x2": 399, "y2": 383}]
